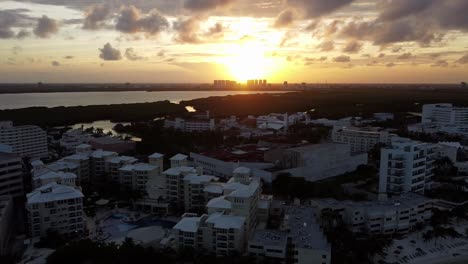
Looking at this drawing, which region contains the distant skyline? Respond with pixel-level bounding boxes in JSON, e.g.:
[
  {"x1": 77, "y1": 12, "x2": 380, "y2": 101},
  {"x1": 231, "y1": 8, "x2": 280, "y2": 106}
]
[{"x1": 1, "y1": 0, "x2": 468, "y2": 83}]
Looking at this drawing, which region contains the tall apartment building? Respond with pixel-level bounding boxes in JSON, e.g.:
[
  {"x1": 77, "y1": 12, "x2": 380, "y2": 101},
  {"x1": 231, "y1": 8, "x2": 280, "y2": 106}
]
[
  {"x1": 379, "y1": 138, "x2": 436, "y2": 196},
  {"x1": 422, "y1": 103, "x2": 468, "y2": 126},
  {"x1": 108, "y1": 156, "x2": 138, "y2": 182},
  {"x1": 0, "y1": 195, "x2": 14, "y2": 256},
  {"x1": 332, "y1": 126, "x2": 390, "y2": 153},
  {"x1": 0, "y1": 152, "x2": 24, "y2": 198},
  {"x1": 90, "y1": 149, "x2": 118, "y2": 181},
  {"x1": 312, "y1": 193, "x2": 433, "y2": 235},
  {"x1": 26, "y1": 182, "x2": 85, "y2": 238},
  {"x1": 0, "y1": 121, "x2": 48, "y2": 159}
]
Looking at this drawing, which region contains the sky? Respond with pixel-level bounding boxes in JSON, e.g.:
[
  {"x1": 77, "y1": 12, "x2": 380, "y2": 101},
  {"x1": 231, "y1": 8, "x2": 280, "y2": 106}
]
[{"x1": 1, "y1": 0, "x2": 468, "y2": 84}]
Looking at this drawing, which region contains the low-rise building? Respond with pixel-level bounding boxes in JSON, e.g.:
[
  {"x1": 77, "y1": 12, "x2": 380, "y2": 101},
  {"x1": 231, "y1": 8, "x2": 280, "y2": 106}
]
[
  {"x1": 32, "y1": 171, "x2": 76, "y2": 189},
  {"x1": 26, "y1": 182, "x2": 85, "y2": 238},
  {"x1": 332, "y1": 126, "x2": 390, "y2": 153},
  {"x1": 265, "y1": 143, "x2": 368, "y2": 182},
  {"x1": 88, "y1": 136, "x2": 136, "y2": 154},
  {"x1": 312, "y1": 193, "x2": 433, "y2": 235},
  {"x1": 164, "y1": 118, "x2": 216, "y2": 132}
]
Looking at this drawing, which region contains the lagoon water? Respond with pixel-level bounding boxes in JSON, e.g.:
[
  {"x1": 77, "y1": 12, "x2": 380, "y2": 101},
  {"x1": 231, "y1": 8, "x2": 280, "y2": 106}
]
[{"x1": 0, "y1": 90, "x2": 285, "y2": 110}]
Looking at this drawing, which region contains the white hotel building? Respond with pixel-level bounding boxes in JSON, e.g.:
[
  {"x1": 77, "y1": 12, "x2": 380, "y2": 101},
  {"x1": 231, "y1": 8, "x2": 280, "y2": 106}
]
[
  {"x1": 164, "y1": 118, "x2": 216, "y2": 132},
  {"x1": 26, "y1": 182, "x2": 85, "y2": 238},
  {"x1": 332, "y1": 126, "x2": 391, "y2": 153},
  {"x1": 379, "y1": 138, "x2": 436, "y2": 196},
  {"x1": 0, "y1": 121, "x2": 48, "y2": 159},
  {"x1": 312, "y1": 193, "x2": 433, "y2": 235},
  {"x1": 409, "y1": 103, "x2": 468, "y2": 136}
]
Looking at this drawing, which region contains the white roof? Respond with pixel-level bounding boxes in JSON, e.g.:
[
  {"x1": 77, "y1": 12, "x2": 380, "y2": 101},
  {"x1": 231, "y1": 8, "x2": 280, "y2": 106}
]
[
  {"x1": 91, "y1": 149, "x2": 117, "y2": 158},
  {"x1": 173, "y1": 216, "x2": 200, "y2": 232},
  {"x1": 233, "y1": 167, "x2": 250, "y2": 175},
  {"x1": 228, "y1": 181, "x2": 260, "y2": 198},
  {"x1": 27, "y1": 182, "x2": 83, "y2": 204},
  {"x1": 34, "y1": 171, "x2": 76, "y2": 181},
  {"x1": 31, "y1": 160, "x2": 44, "y2": 166},
  {"x1": 164, "y1": 166, "x2": 196, "y2": 176},
  {"x1": 203, "y1": 184, "x2": 224, "y2": 194},
  {"x1": 170, "y1": 154, "x2": 188, "y2": 161},
  {"x1": 64, "y1": 154, "x2": 89, "y2": 161},
  {"x1": 149, "y1": 153, "x2": 164, "y2": 159},
  {"x1": 183, "y1": 174, "x2": 218, "y2": 184},
  {"x1": 76, "y1": 144, "x2": 91, "y2": 149},
  {"x1": 206, "y1": 213, "x2": 245, "y2": 229},
  {"x1": 206, "y1": 196, "x2": 232, "y2": 209},
  {"x1": 223, "y1": 182, "x2": 248, "y2": 193},
  {"x1": 108, "y1": 156, "x2": 138, "y2": 164},
  {"x1": 120, "y1": 163, "x2": 157, "y2": 172}
]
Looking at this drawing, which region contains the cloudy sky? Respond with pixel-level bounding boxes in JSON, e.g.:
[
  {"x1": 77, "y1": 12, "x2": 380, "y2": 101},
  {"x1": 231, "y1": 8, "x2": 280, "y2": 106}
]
[{"x1": 1, "y1": 0, "x2": 468, "y2": 83}]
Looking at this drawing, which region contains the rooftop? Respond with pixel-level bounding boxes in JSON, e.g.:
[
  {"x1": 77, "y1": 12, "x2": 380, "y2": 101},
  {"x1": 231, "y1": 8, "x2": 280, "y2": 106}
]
[
  {"x1": 199, "y1": 144, "x2": 268, "y2": 163},
  {"x1": 164, "y1": 166, "x2": 197, "y2": 176},
  {"x1": 90, "y1": 136, "x2": 129, "y2": 145},
  {"x1": 91, "y1": 149, "x2": 117, "y2": 158},
  {"x1": 27, "y1": 182, "x2": 83, "y2": 204},
  {"x1": 206, "y1": 213, "x2": 245, "y2": 229},
  {"x1": 285, "y1": 207, "x2": 330, "y2": 250},
  {"x1": 119, "y1": 163, "x2": 157, "y2": 172},
  {"x1": 203, "y1": 183, "x2": 224, "y2": 194},
  {"x1": 173, "y1": 216, "x2": 200, "y2": 232},
  {"x1": 206, "y1": 196, "x2": 232, "y2": 210},
  {"x1": 148, "y1": 152, "x2": 164, "y2": 159},
  {"x1": 250, "y1": 230, "x2": 288, "y2": 248},
  {"x1": 170, "y1": 153, "x2": 188, "y2": 161},
  {"x1": 183, "y1": 174, "x2": 218, "y2": 184}
]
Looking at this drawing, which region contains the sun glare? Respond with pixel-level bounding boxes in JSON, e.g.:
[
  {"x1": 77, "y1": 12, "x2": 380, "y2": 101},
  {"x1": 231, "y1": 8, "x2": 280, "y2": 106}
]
[{"x1": 222, "y1": 41, "x2": 276, "y2": 83}]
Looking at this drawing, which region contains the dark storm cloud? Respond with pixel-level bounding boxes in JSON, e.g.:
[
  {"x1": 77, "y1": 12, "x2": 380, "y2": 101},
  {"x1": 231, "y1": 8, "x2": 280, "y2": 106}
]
[
  {"x1": 0, "y1": 10, "x2": 34, "y2": 39},
  {"x1": 116, "y1": 5, "x2": 169, "y2": 35},
  {"x1": 51, "y1": 60, "x2": 61, "y2": 66},
  {"x1": 287, "y1": 0, "x2": 354, "y2": 18},
  {"x1": 397, "y1": 53, "x2": 412, "y2": 60},
  {"x1": 457, "y1": 54, "x2": 468, "y2": 64},
  {"x1": 378, "y1": 0, "x2": 433, "y2": 22},
  {"x1": 333, "y1": 55, "x2": 350, "y2": 62},
  {"x1": 317, "y1": 40, "x2": 335, "y2": 52},
  {"x1": 184, "y1": 0, "x2": 237, "y2": 12},
  {"x1": 124, "y1": 48, "x2": 145, "y2": 60},
  {"x1": 83, "y1": 4, "x2": 112, "y2": 30},
  {"x1": 274, "y1": 10, "x2": 295, "y2": 28},
  {"x1": 99, "y1": 43, "x2": 122, "y2": 60},
  {"x1": 34, "y1": 15, "x2": 59, "y2": 38},
  {"x1": 173, "y1": 16, "x2": 203, "y2": 44},
  {"x1": 342, "y1": 40, "x2": 363, "y2": 54}
]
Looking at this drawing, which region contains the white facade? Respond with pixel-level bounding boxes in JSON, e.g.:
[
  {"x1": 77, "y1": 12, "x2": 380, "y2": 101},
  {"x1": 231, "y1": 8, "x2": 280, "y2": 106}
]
[
  {"x1": 26, "y1": 182, "x2": 85, "y2": 238},
  {"x1": 0, "y1": 195, "x2": 14, "y2": 256},
  {"x1": 312, "y1": 193, "x2": 433, "y2": 235},
  {"x1": 164, "y1": 118, "x2": 215, "y2": 132},
  {"x1": 0, "y1": 121, "x2": 48, "y2": 158},
  {"x1": 332, "y1": 126, "x2": 390, "y2": 153},
  {"x1": 118, "y1": 163, "x2": 159, "y2": 192},
  {"x1": 379, "y1": 138, "x2": 436, "y2": 195},
  {"x1": 32, "y1": 171, "x2": 76, "y2": 189},
  {"x1": 0, "y1": 152, "x2": 23, "y2": 198},
  {"x1": 59, "y1": 129, "x2": 91, "y2": 154},
  {"x1": 265, "y1": 143, "x2": 368, "y2": 182},
  {"x1": 416, "y1": 103, "x2": 468, "y2": 136},
  {"x1": 172, "y1": 212, "x2": 246, "y2": 256}
]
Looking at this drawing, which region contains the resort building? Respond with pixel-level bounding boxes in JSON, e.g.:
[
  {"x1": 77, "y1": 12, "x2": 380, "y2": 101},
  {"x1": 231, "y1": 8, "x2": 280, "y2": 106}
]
[
  {"x1": 379, "y1": 138, "x2": 436, "y2": 196},
  {"x1": 172, "y1": 212, "x2": 246, "y2": 256},
  {"x1": 312, "y1": 193, "x2": 433, "y2": 235},
  {"x1": 148, "y1": 153, "x2": 164, "y2": 174},
  {"x1": 164, "y1": 118, "x2": 216, "y2": 132},
  {"x1": 332, "y1": 126, "x2": 391, "y2": 153},
  {"x1": 409, "y1": 104, "x2": 468, "y2": 137},
  {"x1": 0, "y1": 121, "x2": 48, "y2": 159},
  {"x1": 26, "y1": 182, "x2": 85, "y2": 238},
  {"x1": 264, "y1": 143, "x2": 368, "y2": 182},
  {"x1": 118, "y1": 163, "x2": 159, "y2": 192},
  {"x1": 32, "y1": 171, "x2": 76, "y2": 189},
  {"x1": 90, "y1": 149, "x2": 118, "y2": 181},
  {"x1": 0, "y1": 195, "x2": 14, "y2": 256},
  {"x1": 108, "y1": 156, "x2": 138, "y2": 182},
  {"x1": 0, "y1": 152, "x2": 24, "y2": 198}
]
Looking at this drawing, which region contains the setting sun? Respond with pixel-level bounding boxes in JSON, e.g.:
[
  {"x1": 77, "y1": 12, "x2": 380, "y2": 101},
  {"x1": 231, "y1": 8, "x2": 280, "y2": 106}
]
[{"x1": 220, "y1": 40, "x2": 280, "y2": 83}]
